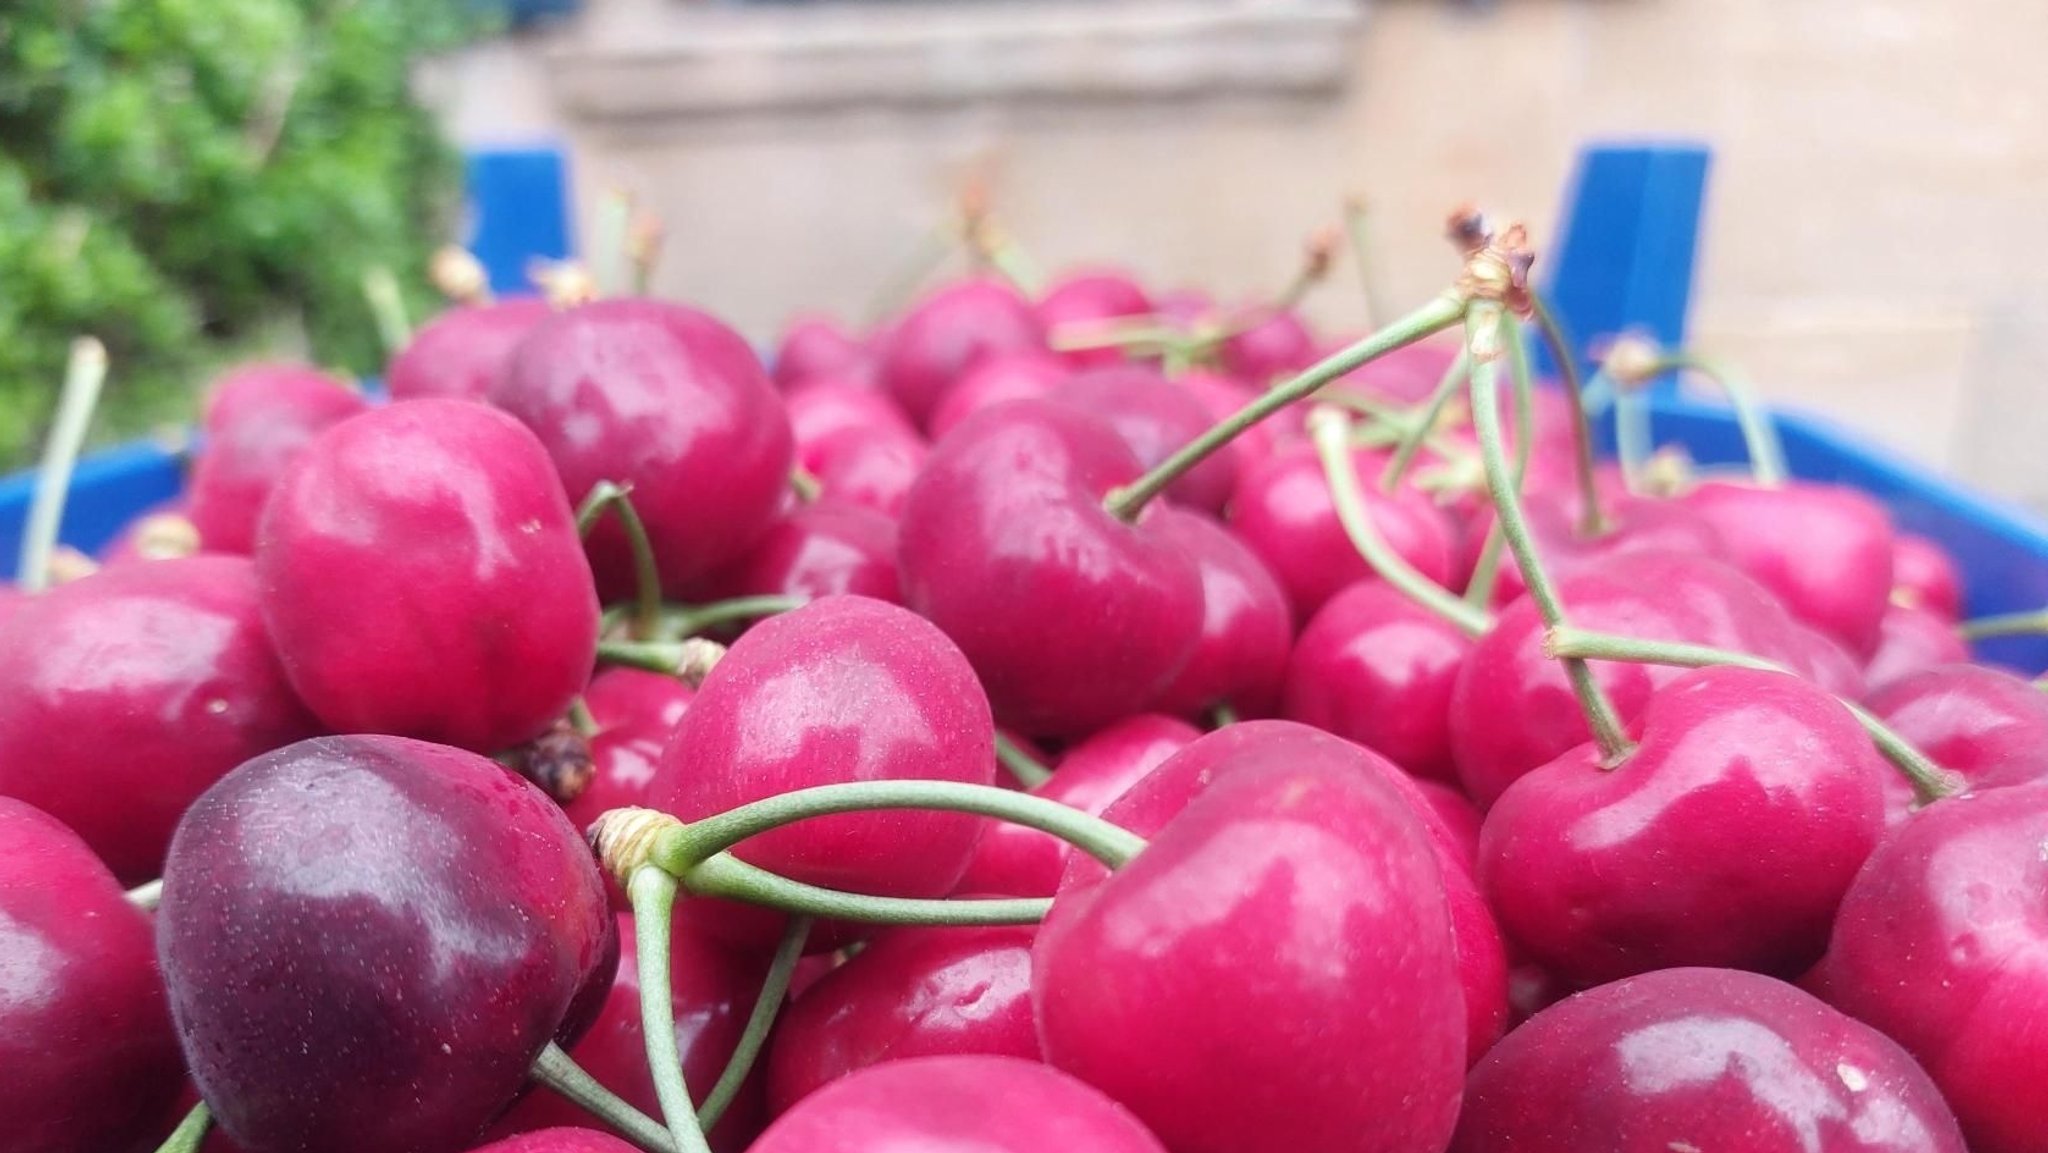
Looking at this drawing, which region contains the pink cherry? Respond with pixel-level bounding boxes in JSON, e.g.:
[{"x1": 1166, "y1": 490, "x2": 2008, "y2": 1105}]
[
  {"x1": 1037, "y1": 269, "x2": 1154, "y2": 369},
  {"x1": 1145, "y1": 508, "x2": 1293, "y2": 719},
  {"x1": 809, "y1": 427, "x2": 926, "y2": 520},
  {"x1": 1681, "y1": 480, "x2": 1896, "y2": 658},
  {"x1": 1413, "y1": 777, "x2": 1484, "y2": 869},
  {"x1": 878, "y1": 278, "x2": 1046, "y2": 428},
  {"x1": 469, "y1": 1130, "x2": 643, "y2": 1153},
  {"x1": 706, "y1": 499, "x2": 901, "y2": 606},
  {"x1": 1468, "y1": 492, "x2": 1729, "y2": 609},
  {"x1": 1176, "y1": 370, "x2": 1288, "y2": 470},
  {"x1": 1217, "y1": 308, "x2": 1316, "y2": 384},
  {"x1": 1283, "y1": 579, "x2": 1472, "y2": 781},
  {"x1": 1864, "y1": 603, "x2": 1969, "y2": 690},
  {"x1": 1891, "y1": 533, "x2": 1965, "y2": 619},
  {"x1": 385, "y1": 297, "x2": 553, "y2": 402},
  {"x1": 564, "y1": 669, "x2": 695, "y2": 836},
  {"x1": 773, "y1": 314, "x2": 873, "y2": 390},
  {"x1": 926, "y1": 350, "x2": 1071, "y2": 440},
  {"x1": 787, "y1": 381, "x2": 920, "y2": 473},
  {"x1": 1051, "y1": 365, "x2": 1238, "y2": 514},
  {"x1": 187, "y1": 363, "x2": 368, "y2": 554},
  {"x1": 1865, "y1": 662, "x2": 2048, "y2": 822}
]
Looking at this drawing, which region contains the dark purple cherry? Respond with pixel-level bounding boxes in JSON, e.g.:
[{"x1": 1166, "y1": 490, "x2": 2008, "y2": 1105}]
[
  {"x1": 158, "y1": 735, "x2": 617, "y2": 1153},
  {"x1": 493, "y1": 298, "x2": 794, "y2": 596},
  {"x1": 0, "y1": 557, "x2": 316, "y2": 883},
  {"x1": 899, "y1": 400, "x2": 1203, "y2": 736},
  {"x1": 187, "y1": 363, "x2": 368, "y2": 554},
  {"x1": 1146, "y1": 508, "x2": 1293, "y2": 719},
  {"x1": 1863, "y1": 602, "x2": 1969, "y2": 690},
  {"x1": 1813, "y1": 782, "x2": 2048, "y2": 1153},
  {"x1": 1036, "y1": 269, "x2": 1153, "y2": 369},
  {"x1": 772, "y1": 314, "x2": 873, "y2": 390},
  {"x1": 1283, "y1": 579, "x2": 1472, "y2": 782},
  {"x1": 1451, "y1": 966, "x2": 1966, "y2": 1152},
  {"x1": 1481, "y1": 667, "x2": 1888, "y2": 987},
  {"x1": 1052, "y1": 365, "x2": 1237, "y2": 514},
  {"x1": 1891, "y1": 533, "x2": 1964, "y2": 619},
  {"x1": 1, "y1": 799, "x2": 184, "y2": 1153},
  {"x1": 707, "y1": 499, "x2": 901, "y2": 606},
  {"x1": 926, "y1": 350, "x2": 1070, "y2": 440},
  {"x1": 765, "y1": 923, "x2": 1038, "y2": 1115},
  {"x1": 1681, "y1": 480, "x2": 1896, "y2": 659},
  {"x1": 386, "y1": 297, "x2": 553, "y2": 403},
  {"x1": 256, "y1": 399, "x2": 598, "y2": 754},
  {"x1": 1865, "y1": 662, "x2": 2048, "y2": 822},
  {"x1": 878, "y1": 278, "x2": 1046, "y2": 428}
]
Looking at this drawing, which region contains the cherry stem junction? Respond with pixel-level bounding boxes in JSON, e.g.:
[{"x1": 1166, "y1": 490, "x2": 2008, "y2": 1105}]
[{"x1": 530, "y1": 1040, "x2": 680, "y2": 1153}]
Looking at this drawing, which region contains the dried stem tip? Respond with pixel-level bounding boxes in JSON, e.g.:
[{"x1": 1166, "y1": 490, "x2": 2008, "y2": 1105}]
[
  {"x1": 1454, "y1": 217, "x2": 1537, "y2": 318},
  {"x1": 1599, "y1": 332, "x2": 1667, "y2": 390},
  {"x1": 430, "y1": 246, "x2": 491, "y2": 304},
  {"x1": 587, "y1": 807, "x2": 685, "y2": 886}
]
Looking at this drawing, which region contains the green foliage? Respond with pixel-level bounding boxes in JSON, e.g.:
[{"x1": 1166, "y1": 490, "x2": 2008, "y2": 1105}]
[{"x1": 0, "y1": 0, "x2": 487, "y2": 467}]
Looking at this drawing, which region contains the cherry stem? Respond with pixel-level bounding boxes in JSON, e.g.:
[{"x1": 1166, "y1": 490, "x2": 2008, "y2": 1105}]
[
  {"x1": 595, "y1": 638, "x2": 726, "y2": 686},
  {"x1": 1343, "y1": 196, "x2": 1386, "y2": 330},
  {"x1": 993, "y1": 733, "x2": 1052, "y2": 789},
  {"x1": 1311, "y1": 408, "x2": 1492, "y2": 638},
  {"x1": 1211, "y1": 701, "x2": 1240, "y2": 729},
  {"x1": 1105, "y1": 292, "x2": 1470, "y2": 521},
  {"x1": 666, "y1": 595, "x2": 806, "y2": 639},
  {"x1": 530, "y1": 1040, "x2": 679, "y2": 1153},
  {"x1": 1379, "y1": 349, "x2": 1470, "y2": 492},
  {"x1": 591, "y1": 191, "x2": 634, "y2": 299},
  {"x1": 577, "y1": 482, "x2": 664, "y2": 641},
  {"x1": 694, "y1": 915, "x2": 812, "y2": 1132},
  {"x1": 1601, "y1": 366, "x2": 1656, "y2": 493},
  {"x1": 1543, "y1": 626, "x2": 1964, "y2": 804},
  {"x1": 1957, "y1": 608, "x2": 2048, "y2": 642},
  {"x1": 1467, "y1": 302, "x2": 1636, "y2": 764},
  {"x1": 19, "y1": 337, "x2": 108, "y2": 594},
  {"x1": 688, "y1": 856, "x2": 1051, "y2": 925},
  {"x1": 1659, "y1": 352, "x2": 1788, "y2": 486},
  {"x1": 152, "y1": 1101, "x2": 211, "y2": 1153},
  {"x1": 1462, "y1": 312, "x2": 1540, "y2": 609},
  {"x1": 629, "y1": 868, "x2": 717, "y2": 1153},
  {"x1": 125, "y1": 879, "x2": 162, "y2": 912},
  {"x1": 361, "y1": 267, "x2": 412, "y2": 357},
  {"x1": 1528, "y1": 293, "x2": 1609, "y2": 536}
]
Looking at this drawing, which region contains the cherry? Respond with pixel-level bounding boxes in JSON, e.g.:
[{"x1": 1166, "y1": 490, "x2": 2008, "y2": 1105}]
[
  {"x1": 1450, "y1": 966, "x2": 1967, "y2": 1152},
  {"x1": 470, "y1": 1130, "x2": 642, "y2": 1153},
  {"x1": 1, "y1": 799, "x2": 183, "y2": 1153},
  {"x1": 1333, "y1": 336, "x2": 1463, "y2": 406},
  {"x1": 158, "y1": 734, "x2": 617, "y2": 1153},
  {"x1": 1468, "y1": 491, "x2": 1729, "y2": 608},
  {"x1": 1036, "y1": 269, "x2": 1154, "y2": 369},
  {"x1": 1177, "y1": 370, "x2": 1288, "y2": 470},
  {"x1": 487, "y1": 913, "x2": 765, "y2": 1152},
  {"x1": 1145, "y1": 508, "x2": 1293, "y2": 719},
  {"x1": 1228, "y1": 441, "x2": 1455, "y2": 618},
  {"x1": 1890, "y1": 532, "x2": 1964, "y2": 618},
  {"x1": 1413, "y1": 777, "x2": 1484, "y2": 868},
  {"x1": 1863, "y1": 602, "x2": 1970, "y2": 690},
  {"x1": 877, "y1": 277, "x2": 1046, "y2": 428},
  {"x1": 564, "y1": 669, "x2": 696, "y2": 837},
  {"x1": 256, "y1": 398, "x2": 598, "y2": 754},
  {"x1": 492, "y1": 298, "x2": 794, "y2": 597},
  {"x1": 1051, "y1": 365, "x2": 1238, "y2": 514},
  {"x1": 649, "y1": 595, "x2": 996, "y2": 904},
  {"x1": 1680, "y1": 479, "x2": 1896, "y2": 658},
  {"x1": 772, "y1": 314, "x2": 872, "y2": 390},
  {"x1": 1283, "y1": 578, "x2": 1473, "y2": 782},
  {"x1": 925, "y1": 350, "x2": 1070, "y2": 440},
  {"x1": 956, "y1": 714, "x2": 1201, "y2": 897},
  {"x1": 899, "y1": 400, "x2": 1202, "y2": 736},
  {"x1": 0, "y1": 556, "x2": 315, "y2": 884},
  {"x1": 1218, "y1": 308, "x2": 1316, "y2": 384},
  {"x1": 765, "y1": 923, "x2": 1038, "y2": 1115},
  {"x1": 705, "y1": 499, "x2": 901, "y2": 606},
  {"x1": 787, "y1": 381, "x2": 920, "y2": 472},
  {"x1": 807, "y1": 428, "x2": 926, "y2": 519},
  {"x1": 1813, "y1": 781, "x2": 2048, "y2": 1153},
  {"x1": 385, "y1": 297, "x2": 553, "y2": 403},
  {"x1": 1036, "y1": 755, "x2": 1466, "y2": 1153},
  {"x1": 1864, "y1": 663, "x2": 2048, "y2": 821},
  {"x1": 1480, "y1": 666, "x2": 1888, "y2": 987},
  {"x1": 186, "y1": 363, "x2": 368, "y2": 554},
  {"x1": 750, "y1": 1055, "x2": 1166, "y2": 1153}
]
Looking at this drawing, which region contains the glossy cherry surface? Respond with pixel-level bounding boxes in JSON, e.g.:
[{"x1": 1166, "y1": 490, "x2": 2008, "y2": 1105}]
[
  {"x1": 772, "y1": 314, "x2": 872, "y2": 390},
  {"x1": 1146, "y1": 508, "x2": 1293, "y2": 719},
  {"x1": 925, "y1": 349, "x2": 1070, "y2": 439},
  {"x1": 808, "y1": 427, "x2": 926, "y2": 520},
  {"x1": 158, "y1": 735, "x2": 617, "y2": 1153},
  {"x1": 1451, "y1": 966, "x2": 1967, "y2": 1153},
  {"x1": 1051, "y1": 365, "x2": 1237, "y2": 513},
  {"x1": 1036, "y1": 269, "x2": 1153, "y2": 369},
  {"x1": 187, "y1": 363, "x2": 368, "y2": 554},
  {"x1": 1863, "y1": 602, "x2": 1969, "y2": 690},
  {"x1": 0, "y1": 556, "x2": 315, "y2": 883},
  {"x1": 1890, "y1": 532, "x2": 1964, "y2": 619},
  {"x1": 753, "y1": 1055, "x2": 1166, "y2": 1153},
  {"x1": 1481, "y1": 667, "x2": 1888, "y2": 987},
  {"x1": 564, "y1": 669, "x2": 695, "y2": 837},
  {"x1": 256, "y1": 399, "x2": 599, "y2": 754},
  {"x1": 707, "y1": 499, "x2": 901, "y2": 606},
  {"x1": 385, "y1": 297, "x2": 554, "y2": 402},
  {"x1": 878, "y1": 278, "x2": 1046, "y2": 427},
  {"x1": 1473, "y1": 492, "x2": 1729, "y2": 609},
  {"x1": 1865, "y1": 663, "x2": 2048, "y2": 821},
  {"x1": 1283, "y1": 578, "x2": 1472, "y2": 781},
  {"x1": 787, "y1": 381, "x2": 920, "y2": 473},
  {"x1": 1, "y1": 799, "x2": 183, "y2": 1153},
  {"x1": 492, "y1": 297, "x2": 795, "y2": 596},
  {"x1": 1037, "y1": 756, "x2": 1465, "y2": 1153},
  {"x1": 1813, "y1": 782, "x2": 2048, "y2": 1153},
  {"x1": 766, "y1": 923, "x2": 1038, "y2": 1115},
  {"x1": 899, "y1": 400, "x2": 1202, "y2": 736}
]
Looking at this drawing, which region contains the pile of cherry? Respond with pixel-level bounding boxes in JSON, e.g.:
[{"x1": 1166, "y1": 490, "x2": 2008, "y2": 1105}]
[{"x1": 4, "y1": 217, "x2": 2046, "y2": 1153}]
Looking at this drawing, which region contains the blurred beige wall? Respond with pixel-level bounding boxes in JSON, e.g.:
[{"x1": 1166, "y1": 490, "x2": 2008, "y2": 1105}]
[{"x1": 423, "y1": 0, "x2": 2048, "y2": 502}]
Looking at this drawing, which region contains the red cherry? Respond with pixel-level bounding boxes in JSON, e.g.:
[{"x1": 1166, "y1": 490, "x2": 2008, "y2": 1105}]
[
  {"x1": 1036, "y1": 755, "x2": 1466, "y2": 1152},
  {"x1": 1145, "y1": 508, "x2": 1293, "y2": 719},
  {"x1": 1814, "y1": 782, "x2": 2048, "y2": 1153},
  {"x1": 1863, "y1": 602, "x2": 1970, "y2": 690},
  {"x1": 706, "y1": 499, "x2": 901, "y2": 606},
  {"x1": 899, "y1": 401, "x2": 1203, "y2": 736},
  {"x1": 1865, "y1": 663, "x2": 2048, "y2": 822},
  {"x1": 385, "y1": 297, "x2": 553, "y2": 402},
  {"x1": 256, "y1": 399, "x2": 598, "y2": 754},
  {"x1": 158, "y1": 735, "x2": 617, "y2": 1153},
  {"x1": 1036, "y1": 270, "x2": 1154, "y2": 369},
  {"x1": 878, "y1": 278, "x2": 1046, "y2": 428},
  {"x1": 0, "y1": 799, "x2": 183, "y2": 1153},
  {"x1": 765, "y1": 923, "x2": 1038, "y2": 1115},
  {"x1": 1468, "y1": 492, "x2": 1729, "y2": 609},
  {"x1": 0, "y1": 557, "x2": 315, "y2": 883},
  {"x1": 752, "y1": 1055, "x2": 1166, "y2": 1153},
  {"x1": 1052, "y1": 365, "x2": 1238, "y2": 514},
  {"x1": 186, "y1": 363, "x2": 368, "y2": 554},
  {"x1": 1481, "y1": 667, "x2": 1888, "y2": 986},
  {"x1": 1680, "y1": 480, "x2": 1896, "y2": 658},
  {"x1": 772, "y1": 314, "x2": 872, "y2": 390},
  {"x1": 1331, "y1": 336, "x2": 1463, "y2": 406},
  {"x1": 1217, "y1": 308, "x2": 1316, "y2": 384},
  {"x1": 787, "y1": 381, "x2": 920, "y2": 473},
  {"x1": 493, "y1": 298, "x2": 795, "y2": 596},
  {"x1": 1283, "y1": 579, "x2": 1473, "y2": 781},
  {"x1": 1177, "y1": 370, "x2": 1288, "y2": 470},
  {"x1": 564, "y1": 669, "x2": 695, "y2": 837},
  {"x1": 1412, "y1": 777, "x2": 1483, "y2": 869},
  {"x1": 1890, "y1": 532, "x2": 1964, "y2": 619},
  {"x1": 926, "y1": 350, "x2": 1071, "y2": 440},
  {"x1": 469, "y1": 1130, "x2": 643, "y2": 1153},
  {"x1": 1450, "y1": 966, "x2": 1967, "y2": 1152},
  {"x1": 1228, "y1": 442, "x2": 1455, "y2": 619},
  {"x1": 808, "y1": 428, "x2": 926, "y2": 520}
]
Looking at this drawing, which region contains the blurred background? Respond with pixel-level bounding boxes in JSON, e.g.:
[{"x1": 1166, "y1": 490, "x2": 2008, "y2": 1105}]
[{"x1": 5, "y1": 0, "x2": 2045, "y2": 504}]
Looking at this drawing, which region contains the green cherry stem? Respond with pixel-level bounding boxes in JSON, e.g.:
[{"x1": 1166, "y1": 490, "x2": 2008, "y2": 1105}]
[
  {"x1": 590, "y1": 192, "x2": 635, "y2": 299},
  {"x1": 125, "y1": 879, "x2": 163, "y2": 912},
  {"x1": 994, "y1": 733, "x2": 1052, "y2": 789},
  {"x1": 789, "y1": 466, "x2": 823, "y2": 503},
  {"x1": 1466, "y1": 302, "x2": 1635, "y2": 765},
  {"x1": 361, "y1": 267, "x2": 413, "y2": 357},
  {"x1": 576, "y1": 482, "x2": 664, "y2": 640},
  {"x1": 1105, "y1": 292, "x2": 1471, "y2": 521},
  {"x1": 694, "y1": 915, "x2": 813, "y2": 1132},
  {"x1": 594, "y1": 638, "x2": 727, "y2": 687},
  {"x1": 1462, "y1": 310, "x2": 1541, "y2": 609},
  {"x1": 1310, "y1": 408, "x2": 1492, "y2": 638},
  {"x1": 530, "y1": 1041, "x2": 679, "y2": 1153},
  {"x1": 1603, "y1": 367, "x2": 1656, "y2": 494},
  {"x1": 1343, "y1": 196, "x2": 1387, "y2": 329},
  {"x1": 666, "y1": 595, "x2": 807, "y2": 639},
  {"x1": 1957, "y1": 607, "x2": 2048, "y2": 642},
  {"x1": 686, "y1": 856, "x2": 1051, "y2": 926},
  {"x1": 1659, "y1": 352, "x2": 1788, "y2": 486},
  {"x1": 1543, "y1": 626, "x2": 1964, "y2": 805},
  {"x1": 152, "y1": 1101, "x2": 211, "y2": 1153},
  {"x1": 1379, "y1": 348, "x2": 1470, "y2": 493},
  {"x1": 629, "y1": 868, "x2": 717, "y2": 1153},
  {"x1": 19, "y1": 337, "x2": 108, "y2": 594},
  {"x1": 1210, "y1": 702, "x2": 1241, "y2": 729},
  {"x1": 1528, "y1": 292, "x2": 1609, "y2": 536}
]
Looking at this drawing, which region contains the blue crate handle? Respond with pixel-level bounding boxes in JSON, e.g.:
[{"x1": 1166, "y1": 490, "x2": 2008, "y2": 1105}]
[{"x1": 463, "y1": 145, "x2": 574, "y2": 297}]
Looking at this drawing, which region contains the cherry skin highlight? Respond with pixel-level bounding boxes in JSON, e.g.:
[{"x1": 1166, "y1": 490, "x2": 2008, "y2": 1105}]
[
  {"x1": 1146, "y1": 508, "x2": 1293, "y2": 719},
  {"x1": 899, "y1": 400, "x2": 1202, "y2": 736},
  {"x1": 1450, "y1": 967, "x2": 1967, "y2": 1153},
  {"x1": 157, "y1": 735, "x2": 617, "y2": 1153},
  {"x1": 808, "y1": 427, "x2": 926, "y2": 520},
  {"x1": 1863, "y1": 602, "x2": 1970, "y2": 690},
  {"x1": 706, "y1": 498, "x2": 901, "y2": 606},
  {"x1": 0, "y1": 799, "x2": 184, "y2": 1153},
  {"x1": 878, "y1": 278, "x2": 1047, "y2": 428},
  {"x1": 187, "y1": 363, "x2": 369, "y2": 555},
  {"x1": 1865, "y1": 662, "x2": 2048, "y2": 823},
  {"x1": 1051, "y1": 365, "x2": 1238, "y2": 514},
  {"x1": 1283, "y1": 578, "x2": 1472, "y2": 782},
  {"x1": 385, "y1": 297, "x2": 553, "y2": 403},
  {"x1": 1890, "y1": 532, "x2": 1965, "y2": 619},
  {"x1": 0, "y1": 556, "x2": 316, "y2": 884}
]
